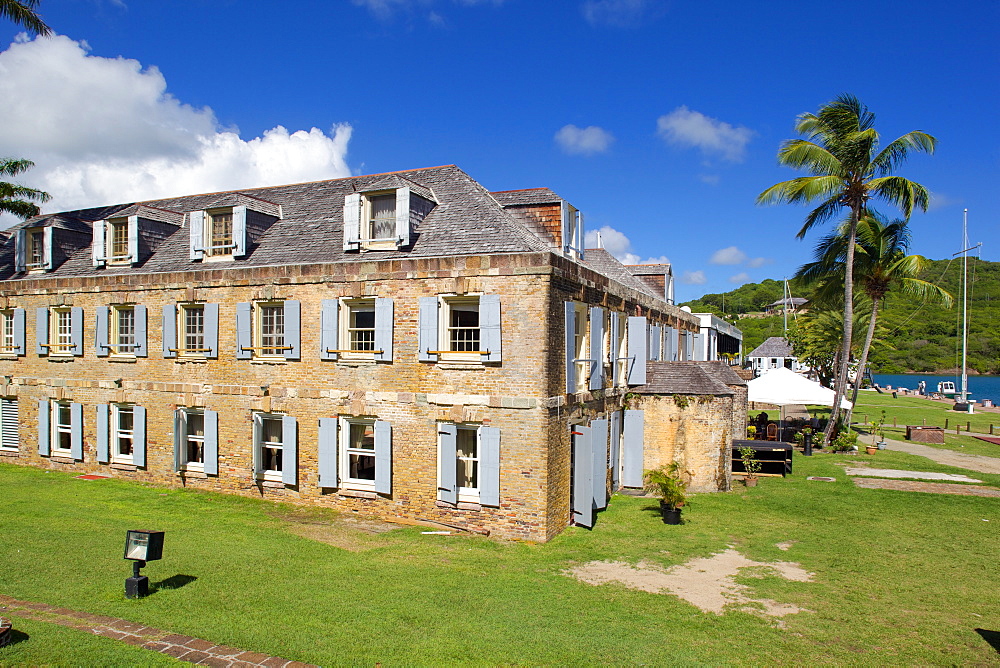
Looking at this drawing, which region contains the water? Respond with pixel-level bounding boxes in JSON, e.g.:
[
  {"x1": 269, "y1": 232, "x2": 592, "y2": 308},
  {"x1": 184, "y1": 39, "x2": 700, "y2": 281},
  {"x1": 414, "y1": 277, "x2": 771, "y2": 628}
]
[{"x1": 872, "y1": 373, "x2": 1000, "y2": 405}]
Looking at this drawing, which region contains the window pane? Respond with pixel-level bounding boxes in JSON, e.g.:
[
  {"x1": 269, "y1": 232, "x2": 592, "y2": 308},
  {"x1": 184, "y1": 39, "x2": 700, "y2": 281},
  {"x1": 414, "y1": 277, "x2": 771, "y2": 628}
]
[
  {"x1": 260, "y1": 305, "x2": 285, "y2": 355},
  {"x1": 369, "y1": 195, "x2": 395, "y2": 239},
  {"x1": 456, "y1": 428, "x2": 478, "y2": 489},
  {"x1": 184, "y1": 306, "x2": 205, "y2": 351},
  {"x1": 208, "y1": 212, "x2": 233, "y2": 255},
  {"x1": 350, "y1": 307, "x2": 375, "y2": 351},
  {"x1": 111, "y1": 221, "x2": 129, "y2": 258},
  {"x1": 185, "y1": 412, "x2": 204, "y2": 464},
  {"x1": 349, "y1": 453, "x2": 376, "y2": 480},
  {"x1": 450, "y1": 307, "x2": 480, "y2": 352},
  {"x1": 116, "y1": 308, "x2": 135, "y2": 353},
  {"x1": 350, "y1": 423, "x2": 375, "y2": 450}
]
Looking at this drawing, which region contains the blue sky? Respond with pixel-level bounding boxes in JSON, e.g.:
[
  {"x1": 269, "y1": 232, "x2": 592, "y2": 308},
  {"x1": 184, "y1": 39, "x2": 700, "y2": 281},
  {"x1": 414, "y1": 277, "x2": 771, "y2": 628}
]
[{"x1": 1, "y1": 0, "x2": 997, "y2": 302}]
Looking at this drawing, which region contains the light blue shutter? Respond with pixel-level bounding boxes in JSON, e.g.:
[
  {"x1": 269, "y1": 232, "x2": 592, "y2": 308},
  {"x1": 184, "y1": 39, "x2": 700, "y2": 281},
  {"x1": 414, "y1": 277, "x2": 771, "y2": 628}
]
[
  {"x1": 591, "y1": 418, "x2": 608, "y2": 510},
  {"x1": 96, "y1": 404, "x2": 109, "y2": 463},
  {"x1": 320, "y1": 299, "x2": 339, "y2": 360},
  {"x1": 627, "y1": 316, "x2": 647, "y2": 385},
  {"x1": 42, "y1": 227, "x2": 53, "y2": 270},
  {"x1": 650, "y1": 325, "x2": 661, "y2": 361},
  {"x1": 127, "y1": 216, "x2": 139, "y2": 263},
  {"x1": 610, "y1": 313, "x2": 620, "y2": 385},
  {"x1": 668, "y1": 327, "x2": 678, "y2": 361},
  {"x1": 622, "y1": 410, "x2": 645, "y2": 487},
  {"x1": 588, "y1": 307, "x2": 604, "y2": 391},
  {"x1": 610, "y1": 410, "x2": 621, "y2": 488},
  {"x1": 13, "y1": 308, "x2": 25, "y2": 355},
  {"x1": 70, "y1": 307, "x2": 83, "y2": 356},
  {"x1": 203, "y1": 409, "x2": 219, "y2": 475},
  {"x1": 686, "y1": 331, "x2": 694, "y2": 361},
  {"x1": 418, "y1": 297, "x2": 438, "y2": 362},
  {"x1": 35, "y1": 307, "x2": 48, "y2": 356},
  {"x1": 693, "y1": 331, "x2": 704, "y2": 361},
  {"x1": 479, "y1": 426, "x2": 501, "y2": 507},
  {"x1": 233, "y1": 206, "x2": 247, "y2": 257},
  {"x1": 189, "y1": 211, "x2": 204, "y2": 260},
  {"x1": 564, "y1": 302, "x2": 576, "y2": 394},
  {"x1": 572, "y1": 425, "x2": 593, "y2": 528},
  {"x1": 438, "y1": 423, "x2": 457, "y2": 504},
  {"x1": 374, "y1": 297, "x2": 393, "y2": 362},
  {"x1": 343, "y1": 193, "x2": 361, "y2": 251},
  {"x1": 70, "y1": 402, "x2": 83, "y2": 460},
  {"x1": 236, "y1": 303, "x2": 251, "y2": 359},
  {"x1": 281, "y1": 414, "x2": 297, "y2": 485},
  {"x1": 374, "y1": 420, "x2": 391, "y2": 495},
  {"x1": 283, "y1": 300, "x2": 300, "y2": 360},
  {"x1": 37, "y1": 399, "x2": 49, "y2": 456},
  {"x1": 480, "y1": 294, "x2": 501, "y2": 362},
  {"x1": 133, "y1": 406, "x2": 146, "y2": 467},
  {"x1": 14, "y1": 230, "x2": 26, "y2": 272},
  {"x1": 317, "y1": 417, "x2": 338, "y2": 488},
  {"x1": 205, "y1": 303, "x2": 219, "y2": 358},
  {"x1": 92, "y1": 220, "x2": 106, "y2": 267},
  {"x1": 172, "y1": 411, "x2": 182, "y2": 472},
  {"x1": 134, "y1": 305, "x2": 147, "y2": 357},
  {"x1": 95, "y1": 306, "x2": 109, "y2": 357},
  {"x1": 395, "y1": 187, "x2": 410, "y2": 248},
  {"x1": 162, "y1": 304, "x2": 177, "y2": 358},
  {"x1": 252, "y1": 414, "x2": 263, "y2": 476}
]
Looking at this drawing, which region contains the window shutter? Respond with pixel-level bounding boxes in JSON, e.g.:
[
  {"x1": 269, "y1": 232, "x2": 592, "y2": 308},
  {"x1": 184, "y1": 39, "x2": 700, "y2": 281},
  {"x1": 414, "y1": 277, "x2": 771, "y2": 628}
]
[
  {"x1": 96, "y1": 405, "x2": 109, "y2": 464},
  {"x1": 576, "y1": 210, "x2": 585, "y2": 261},
  {"x1": 95, "y1": 306, "x2": 109, "y2": 357},
  {"x1": 127, "y1": 215, "x2": 139, "y2": 263},
  {"x1": 480, "y1": 294, "x2": 501, "y2": 362},
  {"x1": 252, "y1": 414, "x2": 263, "y2": 477},
  {"x1": 13, "y1": 308, "x2": 25, "y2": 356},
  {"x1": 685, "y1": 331, "x2": 694, "y2": 361},
  {"x1": 418, "y1": 297, "x2": 438, "y2": 362},
  {"x1": 561, "y1": 202, "x2": 575, "y2": 255},
  {"x1": 572, "y1": 425, "x2": 593, "y2": 528},
  {"x1": 70, "y1": 307, "x2": 83, "y2": 356},
  {"x1": 374, "y1": 297, "x2": 393, "y2": 362},
  {"x1": 232, "y1": 205, "x2": 247, "y2": 257},
  {"x1": 622, "y1": 410, "x2": 645, "y2": 487},
  {"x1": 14, "y1": 230, "x2": 26, "y2": 272},
  {"x1": 124, "y1": 405, "x2": 144, "y2": 467},
  {"x1": 564, "y1": 302, "x2": 576, "y2": 394},
  {"x1": 590, "y1": 418, "x2": 608, "y2": 509},
  {"x1": 479, "y1": 425, "x2": 501, "y2": 507},
  {"x1": 650, "y1": 325, "x2": 661, "y2": 361},
  {"x1": 374, "y1": 419, "x2": 391, "y2": 495},
  {"x1": 610, "y1": 410, "x2": 621, "y2": 489},
  {"x1": 35, "y1": 307, "x2": 48, "y2": 356},
  {"x1": 317, "y1": 417, "x2": 338, "y2": 488},
  {"x1": 627, "y1": 316, "x2": 647, "y2": 385},
  {"x1": 92, "y1": 220, "x2": 106, "y2": 267},
  {"x1": 668, "y1": 327, "x2": 677, "y2": 361},
  {"x1": 203, "y1": 409, "x2": 219, "y2": 475},
  {"x1": 610, "y1": 313, "x2": 620, "y2": 385},
  {"x1": 37, "y1": 399, "x2": 49, "y2": 456},
  {"x1": 131, "y1": 305, "x2": 148, "y2": 356},
  {"x1": 693, "y1": 331, "x2": 703, "y2": 361},
  {"x1": 281, "y1": 414, "x2": 297, "y2": 485},
  {"x1": 189, "y1": 210, "x2": 205, "y2": 260},
  {"x1": 42, "y1": 227, "x2": 53, "y2": 270},
  {"x1": 320, "y1": 299, "x2": 339, "y2": 360},
  {"x1": 236, "y1": 302, "x2": 251, "y2": 359},
  {"x1": 395, "y1": 187, "x2": 410, "y2": 248},
  {"x1": 283, "y1": 300, "x2": 300, "y2": 360},
  {"x1": 205, "y1": 303, "x2": 219, "y2": 358},
  {"x1": 70, "y1": 402, "x2": 83, "y2": 460},
  {"x1": 343, "y1": 193, "x2": 361, "y2": 251},
  {"x1": 172, "y1": 411, "x2": 182, "y2": 472},
  {"x1": 437, "y1": 423, "x2": 457, "y2": 504},
  {"x1": 588, "y1": 307, "x2": 604, "y2": 391},
  {"x1": 161, "y1": 304, "x2": 177, "y2": 358}
]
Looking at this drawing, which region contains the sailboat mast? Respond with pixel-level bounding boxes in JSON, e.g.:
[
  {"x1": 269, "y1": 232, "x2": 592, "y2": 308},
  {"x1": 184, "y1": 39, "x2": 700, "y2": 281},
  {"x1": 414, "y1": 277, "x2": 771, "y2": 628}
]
[{"x1": 961, "y1": 209, "x2": 969, "y2": 404}]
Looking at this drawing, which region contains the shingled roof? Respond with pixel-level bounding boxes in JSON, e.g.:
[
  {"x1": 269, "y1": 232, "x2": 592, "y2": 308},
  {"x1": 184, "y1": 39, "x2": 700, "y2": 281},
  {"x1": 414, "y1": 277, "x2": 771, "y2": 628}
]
[
  {"x1": 582, "y1": 248, "x2": 662, "y2": 300},
  {"x1": 747, "y1": 336, "x2": 795, "y2": 358},
  {"x1": 632, "y1": 361, "x2": 746, "y2": 395},
  {"x1": 490, "y1": 188, "x2": 562, "y2": 207}
]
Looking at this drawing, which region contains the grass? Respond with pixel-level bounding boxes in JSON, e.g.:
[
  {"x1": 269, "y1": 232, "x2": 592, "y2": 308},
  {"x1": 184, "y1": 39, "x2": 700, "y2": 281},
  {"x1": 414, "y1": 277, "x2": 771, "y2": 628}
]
[
  {"x1": 0, "y1": 617, "x2": 181, "y2": 667},
  {"x1": 1, "y1": 456, "x2": 999, "y2": 666}
]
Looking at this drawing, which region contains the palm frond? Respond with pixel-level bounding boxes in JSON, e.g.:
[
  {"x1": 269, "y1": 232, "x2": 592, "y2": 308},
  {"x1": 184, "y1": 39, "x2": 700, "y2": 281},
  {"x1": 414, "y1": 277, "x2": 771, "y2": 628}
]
[
  {"x1": 0, "y1": 0, "x2": 51, "y2": 36},
  {"x1": 796, "y1": 194, "x2": 842, "y2": 238},
  {"x1": 0, "y1": 158, "x2": 36, "y2": 178},
  {"x1": 868, "y1": 176, "x2": 931, "y2": 216},
  {"x1": 871, "y1": 131, "x2": 937, "y2": 176},
  {"x1": 775, "y1": 139, "x2": 843, "y2": 174}
]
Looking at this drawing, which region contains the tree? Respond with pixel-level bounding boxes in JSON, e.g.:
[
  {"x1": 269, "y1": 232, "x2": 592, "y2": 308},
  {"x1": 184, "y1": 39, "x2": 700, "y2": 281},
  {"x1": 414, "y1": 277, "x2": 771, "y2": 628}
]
[
  {"x1": 0, "y1": 158, "x2": 50, "y2": 220},
  {"x1": 0, "y1": 0, "x2": 50, "y2": 35},
  {"x1": 788, "y1": 304, "x2": 879, "y2": 390},
  {"x1": 757, "y1": 94, "x2": 936, "y2": 442}
]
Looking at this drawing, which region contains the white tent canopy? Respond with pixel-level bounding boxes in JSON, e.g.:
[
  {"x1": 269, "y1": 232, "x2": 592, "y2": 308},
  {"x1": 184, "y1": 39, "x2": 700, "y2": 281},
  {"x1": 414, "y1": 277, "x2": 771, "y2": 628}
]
[{"x1": 747, "y1": 367, "x2": 853, "y2": 409}]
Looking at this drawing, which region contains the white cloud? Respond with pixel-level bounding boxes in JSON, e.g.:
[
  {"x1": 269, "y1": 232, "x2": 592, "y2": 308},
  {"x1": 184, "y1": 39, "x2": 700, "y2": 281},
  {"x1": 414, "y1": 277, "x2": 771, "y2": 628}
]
[
  {"x1": 681, "y1": 270, "x2": 707, "y2": 285},
  {"x1": 729, "y1": 272, "x2": 750, "y2": 284},
  {"x1": 0, "y1": 35, "x2": 352, "y2": 225},
  {"x1": 709, "y1": 246, "x2": 747, "y2": 266},
  {"x1": 927, "y1": 191, "x2": 961, "y2": 211},
  {"x1": 555, "y1": 124, "x2": 614, "y2": 156},
  {"x1": 581, "y1": 0, "x2": 664, "y2": 27},
  {"x1": 585, "y1": 225, "x2": 669, "y2": 266},
  {"x1": 747, "y1": 257, "x2": 773, "y2": 268},
  {"x1": 656, "y1": 106, "x2": 753, "y2": 162},
  {"x1": 699, "y1": 174, "x2": 720, "y2": 186},
  {"x1": 641, "y1": 255, "x2": 671, "y2": 265}
]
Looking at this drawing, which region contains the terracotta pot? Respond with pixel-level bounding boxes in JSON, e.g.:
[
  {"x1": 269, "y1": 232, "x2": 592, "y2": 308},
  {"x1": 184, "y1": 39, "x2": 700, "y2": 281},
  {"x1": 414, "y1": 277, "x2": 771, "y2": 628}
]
[
  {"x1": 744, "y1": 476, "x2": 758, "y2": 488},
  {"x1": 866, "y1": 445, "x2": 878, "y2": 455}
]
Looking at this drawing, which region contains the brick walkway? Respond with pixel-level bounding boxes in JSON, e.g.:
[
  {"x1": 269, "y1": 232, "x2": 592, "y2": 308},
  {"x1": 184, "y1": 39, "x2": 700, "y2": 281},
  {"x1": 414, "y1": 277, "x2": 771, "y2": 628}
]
[
  {"x1": 852, "y1": 477, "x2": 1000, "y2": 497},
  {"x1": 0, "y1": 595, "x2": 315, "y2": 667}
]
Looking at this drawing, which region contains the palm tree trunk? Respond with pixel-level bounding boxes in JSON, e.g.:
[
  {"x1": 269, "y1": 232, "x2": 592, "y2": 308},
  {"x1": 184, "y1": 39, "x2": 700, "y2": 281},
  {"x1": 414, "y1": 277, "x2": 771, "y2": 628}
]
[
  {"x1": 822, "y1": 208, "x2": 859, "y2": 445},
  {"x1": 846, "y1": 298, "x2": 880, "y2": 425}
]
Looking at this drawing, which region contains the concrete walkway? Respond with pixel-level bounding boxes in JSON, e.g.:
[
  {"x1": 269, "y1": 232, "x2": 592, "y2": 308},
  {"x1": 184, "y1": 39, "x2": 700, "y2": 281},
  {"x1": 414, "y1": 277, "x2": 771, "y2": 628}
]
[
  {"x1": 0, "y1": 595, "x2": 315, "y2": 667},
  {"x1": 877, "y1": 435, "x2": 1000, "y2": 474}
]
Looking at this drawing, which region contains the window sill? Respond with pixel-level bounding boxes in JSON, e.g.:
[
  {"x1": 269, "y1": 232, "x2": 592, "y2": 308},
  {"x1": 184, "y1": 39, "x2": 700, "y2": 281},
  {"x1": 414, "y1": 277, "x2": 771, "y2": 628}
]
[
  {"x1": 259, "y1": 479, "x2": 285, "y2": 489},
  {"x1": 0, "y1": 449, "x2": 18, "y2": 458},
  {"x1": 250, "y1": 358, "x2": 287, "y2": 365},
  {"x1": 174, "y1": 357, "x2": 209, "y2": 364},
  {"x1": 178, "y1": 469, "x2": 207, "y2": 479},
  {"x1": 202, "y1": 255, "x2": 234, "y2": 263},
  {"x1": 436, "y1": 500, "x2": 482, "y2": 511},
  {"x1": 435, "y1": 361, "x2": 485, "y2": 370},
  {"x1": 0, "y1": 354, "x2": 18, "y2": 360},
  {"x1": 339, "y1": 488, "x2": 377, "y2": 499},
  {"x1": 110, "y1": 462, "x2": 136, "y2": 471},
  {"x1": 108, "y1": 357, "x2": 137, "y2": 364},
  {"x1": 46, "y1": 357, "x2": 75, "y2": 362},
  {"x1": 50, "y1": 455, "x2": 76, "y2": 463}
]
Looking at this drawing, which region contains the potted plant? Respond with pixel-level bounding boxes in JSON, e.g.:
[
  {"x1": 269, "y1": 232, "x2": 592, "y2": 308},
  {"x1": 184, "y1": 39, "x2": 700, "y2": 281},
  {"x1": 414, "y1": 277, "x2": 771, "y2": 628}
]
[
  {"x1": 873, "y1": 409, "x2": 887, "y2": 450},
  {"x1": 830, "y1": 430, "x2": 859, "y2": 453},
  {"x1": 643, "y1": 462, "x2": 688, "y2": 525},
  {"x1": 746, "y1": 425, "x2": 757, "y2": 440},
  {"x1": 738, "y1": 446, "x2": 762, "y2": 487}
]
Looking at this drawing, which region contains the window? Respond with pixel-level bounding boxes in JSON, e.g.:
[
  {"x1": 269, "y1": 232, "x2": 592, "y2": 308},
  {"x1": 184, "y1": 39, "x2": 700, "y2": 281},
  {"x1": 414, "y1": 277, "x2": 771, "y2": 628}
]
[
  {"x1": 236, "y1": 301, "x2": 300, "y2": 361},
  {"x1": 573, "y1": 304, "x2": 588, "y2": 393},
  {"x1": 0, "y1": 310, "x2": 24, "y2": 356},
  {"x1": 174, "y1": 408, "x2": 218, "y2": 474},
  {"x1": 320, "y1": 298, "x2": 393, "y2": 362},
  {"x1": 38, "y1": 399, "x2": 81, "y2": 459},
  {"x1": 96, "y1": 305, "x2": 146, "y2": 358},
  {"x1": 253, "y1": 413, "x2": 296, "y2": 484},
  {"x1": 336, "y1": 417, "x2": 391, "y2": 493},
  {"x1": 111, "y1": 404, "x2": 134, "y2": 463},
  {"x1": 366, "y1": 193, "x2": 396, "y2": 242},
  {"x1": 613, "y1": 313, "x2": 627, "y2": 385},
  {"x1": 28, "y1": 229, "x2": 44, "y2": 270},
  {"x1": 0, "y1": 397, "x2": 18, "y2": 452},
  {"x1": 35, "y1": 306, "x2": 82, "y2": 357},
  {"x1": 418, "y1": 295, "x2": 501, "y2": 363},
  {"x1": 564, "y1": 302, "x2": 604, "y2": 393},
  {"x1": 162, "y1": 303, "x2": 219, "y2": 359},
  {"x1": 343, "y1": 187, "x2": 432, "y2": 251},
  {"x1": 206, "y1": 209, "x2": 234, "y2": 258},
  {"x1": 346, "y1": 300, "x2": 376, "y2": 352},
  {"x1": 52, "y1": 401, "x2": 73, "y2": 454},
  {"x1": 104, "y1": 217, "x2": 131, "y2": 264},
  {"x1": 183, "y1": 304, "x2": 205, "y2": 355},
  {"x1": 113, "y1": 306, "x2": 135, "y2": 354},
  {"x1": 189, "y1": 206, "x2": 249, "y2": 261},
  {"x1": 437, "y1": 423, "x2": 500, "y2": 507},
  {"x1": 183, "y1": 411, "x2": 205, "y2": 468},
  {"x1": 52, "y1": 308, "x2": 73, "y2": 356}
]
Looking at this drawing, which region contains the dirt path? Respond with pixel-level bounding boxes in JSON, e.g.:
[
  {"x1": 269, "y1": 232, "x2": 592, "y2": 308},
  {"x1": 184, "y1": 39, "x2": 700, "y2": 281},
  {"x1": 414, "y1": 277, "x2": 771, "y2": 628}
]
[{"x1": 882, "y1": 436, "x2": 1000, "y2": 474}]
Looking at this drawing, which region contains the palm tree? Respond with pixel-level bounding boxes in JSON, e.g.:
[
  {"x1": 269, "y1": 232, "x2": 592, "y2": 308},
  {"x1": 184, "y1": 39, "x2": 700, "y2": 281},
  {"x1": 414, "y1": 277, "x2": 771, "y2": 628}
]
[
  {"x1": 797, "y1": 213, "x2": 952, "y2": 422},
  {"x1": 1, "y1": 158, "x2": 50, "y2": 219},
  {"x1": 0, "y1": 0, "x2": 50, "y2": 35},
  {"x1": 757, "y1": 94, "x2": 936, "y2": 443}
]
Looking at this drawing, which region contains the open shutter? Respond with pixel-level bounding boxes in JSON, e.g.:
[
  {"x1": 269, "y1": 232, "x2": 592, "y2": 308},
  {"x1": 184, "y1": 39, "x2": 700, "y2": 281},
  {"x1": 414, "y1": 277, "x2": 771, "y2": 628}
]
[
  {"x1": 418, "y1": 297, "x2": 438, "y2": 362},
  {"x1": 134, "y1": 305, "x2": 147, "y2": 357},
  {"x1": 627, "y1": 316, "x2": 647, "y2": 385},
  {"x1": 162, "y1": 304, "x2": 177, "y2": 358},
  {"x1": 374, "y1": 297, "x2": 393, "y2": 362},
  {"x1": 320, "y1": 299, "x2": 339, "y2": 360},
  {"x1": 438, "y1": 423, "x2": 458, "y2": 504},
  {"x1": 132, "y1": 405, "x2": 146, "y2": 467},
  {"x1": 42, "y1": 227, "x2": 53, "y2": 270},
  {"x1": 572, "y1": 425, "x2": 593, "y2": 528},
  {"x1": 70, "y1": 402, "x2": 83, "y2": 460},
  {"x1": 685, "y1": 331, "x2": 694, "y2": 361},
  {"x1": 317, "y1": 417, "x2": 338, "y2": 488},
  {"x1": 480, "y1": 294, "x2": 501, "y2": 362},
  {"x1": 395, "y1": 187, "x2": 411, "y2": 248},
  {"x1": 95, "y1": 306, "x2": 109, "y2": 357},
  {"x1": 232, "y1": 205, "x2": 247, "y2": 257},
  {"x1": 252, "y1": 414, "x2": 263, "y2": 477},
  {"x1": 693, "y1": 331, "x2": 703, "y2": 361},
  {"x1": 205, "y1": 303, "x2": 219, "y2": 358},
  {"x1": 13, "y1": 308, "x2": 25, "y2": 355},
  {"x1": 668, "y1": 327, "x2": 677, "y2": 361},
  {"x1": 172, "y1": 411, "x2": 182, "y2": 472},
  {"x1": 189, "y1": 210, "x2": 205, "y2": 260},
  {"x1": 283, "y1": 300, "x2": 300, "y2": 360},
  {"x1": 235, "y1": 302, "x2": 251, "y2": 359},
  {"x1": 37, "y1": 399, "x2": 49, "y2": 456},
  {"x1": 610, "y1": 313, "x2": 620, "y2": 385},
  {"x1": 282, "y1": 414, "x2": 297, "y2": 485},
  {"x1": 588, "y1": 307, "x2": 604, "y2": 391},
  {"x1": 70, "y1": 307, "x2": 83, "y2": 356},
  {"x1": 35, "y1": 307, "x2": 48, "y2": 356},
  {"x1": 92, "y1": 220, "x2": 106, "y2": 267},
  {"x1": 610, "y1": 410, "x2": 621, "y2": 489},
  {"x1": 14, "y1": 230, "x2": 26, "y2": 272},
  {"x1": 96, "y1": 405, "x2": 109, "y2": 464},
  {"x1": 622, "y1": 410, "x2": 645, "y2": 487},
  {"x1": 343, "y1": 193, "x2": 361, "y2": 251},
  {"x1": 374, "y1": 420, "x2": 392, "y2": 495},
  {"x1": 564, "y1": 302, "x2": 577, "y2": 394},
  {"x1": 127, "y1": 216, "x2": 139, "y2": 263},
  {"x1": 560, "y1": 202, "x2": 573, "y2": 254},
  {"x1": 590, "y1": 418, "x2": 608, "y2": 510},
  {"x1": 203, "y1": 409, "x2": 219, "y2": 475},
  {"x1": 650, "y1": 325, "x2": 661, "y2": 361},
  {"x1": 479, "y1": 426, "x2": 501, "y2": 507}
]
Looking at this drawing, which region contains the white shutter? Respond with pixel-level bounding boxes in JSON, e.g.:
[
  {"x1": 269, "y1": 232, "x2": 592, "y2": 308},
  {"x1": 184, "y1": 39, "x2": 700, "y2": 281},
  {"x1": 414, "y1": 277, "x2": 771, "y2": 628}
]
[
  {"x1": 343, "y1": 193, "x2": 361, "y2": 251},
  {"x1": 438, "y1": 423, "x2": 457, "y2": 504},
  {"x1": 14, "y1": 230, "x2": 26, "y2": 272},
  {"x1": 320, "y1": 299, "x2": 339, "y2": 360},
  {"x1": 374, "y1": 420, "x2": 392, "y2": 495},
  {"x1": 233, "y1": 206, "x2": 247, "y2": 257},
  {"x1": 92, "y1": 220, "x2": 106, "y2": 267},
  {"x1": 127, "y1": 215, "x2": 139, "y2": 263},
  {"x1": 318, "y1": 418, "x2": 338, "y2": 488},
  {"x1": 394, "y1": 187, "x2": 410, "y2": 248},
  {"x1": 627, "y1": 316, "x2": 647, "y2": 385},
  {"x1": 281, "y1": 415, "x2": 297, "y2": 485},
  {"x1": 374, "y1": 297, "x2": 393, "y2": 362},
  {"x1": 189, "y1": 211, "x2": 205, "y2": 260},
  {"x1": 564, "y1": 302, "x2": 577, "y2": 394}
]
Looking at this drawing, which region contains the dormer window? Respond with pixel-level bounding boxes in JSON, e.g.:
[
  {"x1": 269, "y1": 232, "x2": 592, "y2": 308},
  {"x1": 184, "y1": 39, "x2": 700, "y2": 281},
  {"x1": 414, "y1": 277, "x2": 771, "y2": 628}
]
[
  {"x1": 93, "y1": 216, "x2": 138, "y2": 267},
  {"x1": 109, "y1": 219, "x2": 129, "y2": 263},
  {"x1": 28, "y1": 230, "x2": 44, "y2": 269},
  {"x1": 366, "y1": 194, "x2": 396, "y2": 245},
  {"x1": 343, "y1": 185, "x2": 434, "y2": 252},
  {"x1": 15, "y1": 226, "x2": 52, "y2": 273},
  {"x1": 189, "y1": 200, "x2": 279, "y2": 262},
  {"x1": 206, "y1": 209, "x2": 234, "y2": 258}
]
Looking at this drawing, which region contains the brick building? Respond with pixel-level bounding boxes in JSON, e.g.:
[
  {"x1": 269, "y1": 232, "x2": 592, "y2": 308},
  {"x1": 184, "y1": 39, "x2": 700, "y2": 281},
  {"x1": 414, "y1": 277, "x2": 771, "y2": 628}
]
[{"x1": 0, "y1": 165, "x2": 743, "y2": 541}]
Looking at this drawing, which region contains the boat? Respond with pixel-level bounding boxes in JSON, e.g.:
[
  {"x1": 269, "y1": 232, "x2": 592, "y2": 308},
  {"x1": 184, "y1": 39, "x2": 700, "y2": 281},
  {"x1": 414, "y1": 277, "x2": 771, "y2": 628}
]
[{"x1": 937, "y1": 381, "x2": 957, "y2": 397}]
